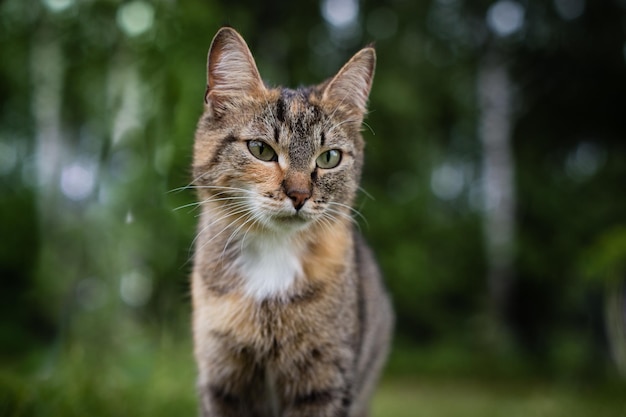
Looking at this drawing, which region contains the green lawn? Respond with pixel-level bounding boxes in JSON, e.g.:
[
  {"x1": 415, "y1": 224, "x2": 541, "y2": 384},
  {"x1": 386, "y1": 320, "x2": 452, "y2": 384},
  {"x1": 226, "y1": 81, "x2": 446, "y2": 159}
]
[
  {"x1": 2, "y1": 339, "x2": 625, "y2": 417},
  {"x1": 373, "y1": 378, "x2": 625, "y2": 417}
]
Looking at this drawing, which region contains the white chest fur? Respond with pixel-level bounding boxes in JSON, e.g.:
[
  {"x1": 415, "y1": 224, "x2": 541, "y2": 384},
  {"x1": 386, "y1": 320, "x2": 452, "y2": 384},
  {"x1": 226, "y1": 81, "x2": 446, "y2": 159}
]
[{"x1": 237, "y1": 233, "x2": 303, "y2": 301}]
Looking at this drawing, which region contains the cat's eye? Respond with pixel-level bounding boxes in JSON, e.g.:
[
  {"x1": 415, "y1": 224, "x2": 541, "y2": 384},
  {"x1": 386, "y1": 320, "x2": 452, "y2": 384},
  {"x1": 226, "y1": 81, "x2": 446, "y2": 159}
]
[
  {"x1": 316, "y1": 149, "x2": 342, "y2": 169},
  {"x1": 247, "y1": 140, "x2": 277, "y2": 162}
]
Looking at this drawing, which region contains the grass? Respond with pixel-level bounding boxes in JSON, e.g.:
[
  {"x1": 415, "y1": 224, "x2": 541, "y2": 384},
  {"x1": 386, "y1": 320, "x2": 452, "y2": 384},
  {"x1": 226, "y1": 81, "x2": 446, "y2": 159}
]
[
  {"x1": 373, "y1": 377, "x2": 626, "y2": 417},
  {"x1": 2, "y1": 334, "x2": 625, "y2": 417}
]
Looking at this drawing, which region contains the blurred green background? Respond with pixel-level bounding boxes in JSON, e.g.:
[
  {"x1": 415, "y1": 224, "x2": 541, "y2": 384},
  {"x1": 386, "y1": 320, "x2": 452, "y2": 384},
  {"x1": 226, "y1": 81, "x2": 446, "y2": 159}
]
[{"x1": 1, "y1": 0, "x2": 626, "y2": 415}]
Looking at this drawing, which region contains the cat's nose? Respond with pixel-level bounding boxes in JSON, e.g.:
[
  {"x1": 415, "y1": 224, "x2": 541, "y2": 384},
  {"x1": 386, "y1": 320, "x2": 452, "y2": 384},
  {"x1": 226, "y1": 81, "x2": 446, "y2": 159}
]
[{"x1": 287, "y1": 189, "x2": 311, "y2": 211}]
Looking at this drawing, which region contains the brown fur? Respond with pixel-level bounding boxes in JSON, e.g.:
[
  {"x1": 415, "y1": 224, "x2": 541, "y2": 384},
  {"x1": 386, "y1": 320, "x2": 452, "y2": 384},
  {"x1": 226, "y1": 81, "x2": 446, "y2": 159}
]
[{"x1": 191, "y1": 27, "x2": 393, "y2": 417}]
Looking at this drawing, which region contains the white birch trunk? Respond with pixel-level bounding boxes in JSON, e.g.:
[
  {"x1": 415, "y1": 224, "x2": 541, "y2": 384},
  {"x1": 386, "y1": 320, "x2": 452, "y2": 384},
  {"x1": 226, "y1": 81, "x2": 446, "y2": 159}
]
[
  {"x1": 606, "y1": 281, "x2": 626, "y2": 377},
  {"x1": 31, "y1": 29, "x2": 64, "y2": 212},
  {"x1": 477, "y1": 52, "x2": 516, "y2": 325}
]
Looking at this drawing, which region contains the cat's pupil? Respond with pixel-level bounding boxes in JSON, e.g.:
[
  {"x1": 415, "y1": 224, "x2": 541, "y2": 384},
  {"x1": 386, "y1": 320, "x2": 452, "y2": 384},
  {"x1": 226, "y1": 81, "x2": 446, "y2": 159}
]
[{"x1": 248, "y1": 140, "x2": 277, "y2": 162}]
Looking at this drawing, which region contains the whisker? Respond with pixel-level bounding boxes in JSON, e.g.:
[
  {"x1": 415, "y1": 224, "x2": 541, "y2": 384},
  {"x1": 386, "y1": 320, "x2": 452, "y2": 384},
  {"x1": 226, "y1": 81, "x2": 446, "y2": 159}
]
[
  {"x1": 323, "y1": 207, "x2": 361, "y2": 233},
  {"x1": 322, "y1": 90, "x2": 353, "y2": 131},
  {"x1": 173, "y1": 196, "x2": 251, "y2": 212},
  {"x1": 326, "y1": 118, "x2": 362, "y2": 136},
  {"x1": 239, "y1": 214, "x2": 261, "y2": 254},
  {"x1": 221, "y1": 211, "x2": 257, "y2": 262},
  {"x1": 314, "y1": 212, "x2": 337, "y2": 235},
  {"x1": 168, "y1": 170, "x2": 213, "y2": 194},
  {"x1": 326, "y1": 207, "x2": 361, "y2": 228},
  {"x1": 173, "y1": 201, "x2": 204, "y2": 212},
  {"x1": 193, "y1": 201, "x2": 251, "y2": 218},
  {"x1": 361, "y1": 121, "x2": 375, "y2": 135},
  {"x1": 358, "y1": 186, "x2": 375, "y2": 201},
  {"x1": 191, "y1": 211, "x2": 253, "y2": 266},
  {"x1": 172, "y1": 185, "x2": 258, "y2": 195},
  {"x1": 327, "y1": 201, "x2": 369, "y2": 228},
  {"x1": 215, "y1": 211, "x2": 263, "y2": 279},
  {"x1": 189, "y1": 198, "x2": 250, "y2": 216},
  {"x1": 187, "y1": 204, "x2": 253, "y2": 260}
]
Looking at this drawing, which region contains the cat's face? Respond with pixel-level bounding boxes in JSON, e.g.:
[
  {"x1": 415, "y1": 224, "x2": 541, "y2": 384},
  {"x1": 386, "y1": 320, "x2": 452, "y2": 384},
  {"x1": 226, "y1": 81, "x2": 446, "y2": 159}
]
[{"x1": 193, "y1": 28, "x2": 375, "y2": 235}]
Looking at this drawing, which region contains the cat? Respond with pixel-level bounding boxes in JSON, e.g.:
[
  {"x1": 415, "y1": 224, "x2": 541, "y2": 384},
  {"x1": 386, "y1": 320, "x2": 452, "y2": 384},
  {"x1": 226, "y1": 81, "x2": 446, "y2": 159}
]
[{"x1": 190, "y1": 27, "x2": 393, "y2": 417}]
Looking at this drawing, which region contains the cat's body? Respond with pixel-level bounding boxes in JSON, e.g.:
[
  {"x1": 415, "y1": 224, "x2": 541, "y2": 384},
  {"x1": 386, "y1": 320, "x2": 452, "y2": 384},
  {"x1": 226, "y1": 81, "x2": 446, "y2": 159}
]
[{"x1": 191, "y1": 27, "x2": 393, "y2": 417}]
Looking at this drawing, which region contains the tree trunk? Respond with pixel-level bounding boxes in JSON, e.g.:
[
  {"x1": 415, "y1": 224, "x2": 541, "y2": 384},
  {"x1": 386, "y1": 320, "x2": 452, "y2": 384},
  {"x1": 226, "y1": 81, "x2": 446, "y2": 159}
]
[{"x1": 477, "y1": 51, "x2": 516, "y2": 339}]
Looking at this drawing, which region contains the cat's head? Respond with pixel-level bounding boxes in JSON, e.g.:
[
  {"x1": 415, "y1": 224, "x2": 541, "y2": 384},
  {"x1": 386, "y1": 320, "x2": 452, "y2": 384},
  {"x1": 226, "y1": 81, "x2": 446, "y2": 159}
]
[{"x1": 193, "y1": 27, "x2": 375, "y2": 235}]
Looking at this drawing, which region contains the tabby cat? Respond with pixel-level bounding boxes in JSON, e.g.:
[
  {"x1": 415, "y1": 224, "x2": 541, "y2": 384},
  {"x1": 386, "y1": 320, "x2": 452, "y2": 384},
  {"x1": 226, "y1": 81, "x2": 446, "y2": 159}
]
[{"x1": 190, "y1": 27, "x2": 393, "y2": 417}]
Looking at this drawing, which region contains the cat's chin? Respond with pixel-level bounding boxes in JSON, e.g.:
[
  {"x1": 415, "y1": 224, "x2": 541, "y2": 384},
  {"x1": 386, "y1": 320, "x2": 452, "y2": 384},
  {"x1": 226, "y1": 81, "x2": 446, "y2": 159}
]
[{"x1": 267, "y1": 212, "x2": 312, "y2": 232}]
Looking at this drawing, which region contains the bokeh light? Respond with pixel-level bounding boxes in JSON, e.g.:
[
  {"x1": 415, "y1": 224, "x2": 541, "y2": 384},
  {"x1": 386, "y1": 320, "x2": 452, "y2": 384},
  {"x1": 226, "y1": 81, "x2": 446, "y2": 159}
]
[
  {"x1": 554, "y1": 0, "x2": 586, "y2": 20},
  {"x1": 42, "y1": 0, "x2": 74, "y2": 13},
  {"x1": 116, "y1": 1, "x2": 155, "y2": 38},
  {"x1": 60, "y1": 160, "x2": 97, "y2": 202},
  {"x1": 321, "y1": 0, "x2": 359, "y2": 28},
  {"x1": 430, "y1": 162, "x2": 465, "y2": 201},
  {"x1": 487, "y1": 0, "x2": 525, "y2": 37}
]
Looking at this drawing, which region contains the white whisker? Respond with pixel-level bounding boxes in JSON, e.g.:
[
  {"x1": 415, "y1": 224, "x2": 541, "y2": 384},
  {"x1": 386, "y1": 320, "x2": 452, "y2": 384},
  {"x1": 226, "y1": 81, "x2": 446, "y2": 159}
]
[
  {"x1": 173, "y1": 185, "x2": 258, "y2": 195},
  {"x1": 187, "y1": 203, "x2": 253, "y2": 261},
  {"x1": 173, "y1": 195, "x2": 251, "y2": 212},
  {"x1": 361, "y1": 121, "x2": 375, "y2": 135},
  {"x1": 325, "y1": 206, "x2": 362, "y2": 231},
  {"x1": 239, "y1": 213, "x2": 261, "y2": 255},
  {"x1": 358, "y1": 186, "x2": 375, "y2": 201},
  {"x1": 322, "y1": 89, "x2": 353, "y2": 131},
  {"x1": 314, "y1": 212, "x2": 337, "y2": 235},
  {"x1": 168, "y1": 170, "x2": 212, "y2": 194},
  {"x1": 192, "y1": 211, "x2": 253, "y2": 265},
  {"x1": 221, "y1": 211, "x2": 258, "y2": 262},
  {"x1": 327, "y1": 118, "x2": 362, "y2": 135},
  {"x1": 327, "y1": 201, "x2": 368, "y2": 228}
]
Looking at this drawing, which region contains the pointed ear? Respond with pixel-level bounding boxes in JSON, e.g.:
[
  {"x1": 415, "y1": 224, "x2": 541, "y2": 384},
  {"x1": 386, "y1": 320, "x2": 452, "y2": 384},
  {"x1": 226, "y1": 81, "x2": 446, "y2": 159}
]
[
  {"x1": 322, "y1": 47, "x2": 376, "y2": 115},
  {"x1": 205, "y1": 27, "x2": 265, "y2": 113}
]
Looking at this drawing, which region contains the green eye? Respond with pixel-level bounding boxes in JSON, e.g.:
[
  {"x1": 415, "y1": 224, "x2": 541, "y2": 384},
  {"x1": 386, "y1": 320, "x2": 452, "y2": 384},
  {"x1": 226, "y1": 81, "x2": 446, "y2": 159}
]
[
  {"x1": 316, "y1": 149, "x2": 342, "y2": 169},
  {"x1": 247, "y1": 140, "x2": 277, "y2": 162}
]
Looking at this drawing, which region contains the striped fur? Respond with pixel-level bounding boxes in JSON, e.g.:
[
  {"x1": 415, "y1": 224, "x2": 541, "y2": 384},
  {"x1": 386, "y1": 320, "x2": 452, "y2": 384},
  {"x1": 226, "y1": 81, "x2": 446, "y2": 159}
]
[{"x1": 191, "y1": 27, "x2": 393, "y2": 417}]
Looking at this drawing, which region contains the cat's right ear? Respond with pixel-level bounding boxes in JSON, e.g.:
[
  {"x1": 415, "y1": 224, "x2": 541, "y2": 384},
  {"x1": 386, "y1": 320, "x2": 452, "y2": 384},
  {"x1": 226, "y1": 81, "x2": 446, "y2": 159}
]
[{"x1": 204, "y1": 27, "x2": 265, "y2": 115}]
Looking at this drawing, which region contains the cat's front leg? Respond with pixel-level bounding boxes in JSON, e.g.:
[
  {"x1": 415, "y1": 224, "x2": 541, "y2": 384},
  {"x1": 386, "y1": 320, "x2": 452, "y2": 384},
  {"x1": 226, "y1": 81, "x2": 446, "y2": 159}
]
[
  {"x1": 197, "y1": 381, "x2": 242, "y2": 417},
  {"x1": 197, "y1": 366, "x2": 254, "y2": 417},
  {"x1": 283, "y1": 388, "x2": 353, "y2": 417},
  {"x1": 277, "y1": 350, "x2": 355, "y2": 417},
  {"x1": 198, "y1": 370, "x2": 269, "y2": 417},
  {"x1": 195, "y1": 338, "x2": 264, "y2": 417}
]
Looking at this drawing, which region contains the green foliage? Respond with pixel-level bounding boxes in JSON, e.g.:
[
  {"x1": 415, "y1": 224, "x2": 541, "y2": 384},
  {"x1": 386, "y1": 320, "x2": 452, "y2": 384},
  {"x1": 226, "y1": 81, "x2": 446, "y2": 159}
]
[
  {"x1": 581, "y1": 226, "x2": 626, "y2": 285},
  {"x1": 0, "y1": 328, "x2": 197, "y2": 417}
]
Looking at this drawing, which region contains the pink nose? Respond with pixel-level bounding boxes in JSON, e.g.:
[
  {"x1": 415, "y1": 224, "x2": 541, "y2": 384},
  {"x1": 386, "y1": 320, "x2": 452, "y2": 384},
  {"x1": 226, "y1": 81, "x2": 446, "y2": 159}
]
[{"x1": 287, "y1": 189, "x2": 310, "y2": 210}]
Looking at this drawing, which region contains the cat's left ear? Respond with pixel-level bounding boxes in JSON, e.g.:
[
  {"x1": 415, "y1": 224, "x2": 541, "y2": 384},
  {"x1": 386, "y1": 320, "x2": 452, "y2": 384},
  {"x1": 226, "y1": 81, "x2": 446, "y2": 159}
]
[
  {"x1": 205, "y1": 27, "x2": 266, "y2": 115},
  {"x1": 322, "y1": 47, "x2": 376, "y2": 116}
]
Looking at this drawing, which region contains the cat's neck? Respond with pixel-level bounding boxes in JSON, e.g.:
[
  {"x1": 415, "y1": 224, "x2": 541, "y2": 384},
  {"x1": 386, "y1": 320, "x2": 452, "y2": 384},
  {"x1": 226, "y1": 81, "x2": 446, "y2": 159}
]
[{"x1": 237, "y1": 230, "x2": 306, "y2": 301}]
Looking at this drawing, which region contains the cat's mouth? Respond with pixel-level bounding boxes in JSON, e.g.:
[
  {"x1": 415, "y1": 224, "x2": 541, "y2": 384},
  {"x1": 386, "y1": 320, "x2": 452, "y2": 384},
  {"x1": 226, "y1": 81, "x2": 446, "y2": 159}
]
[
  {"x1": 272, "y1": 211, "x2": 311, "y2": 226},
  {"x1": 274, "y1": 213, "x2": 307, "y2": 222}
]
